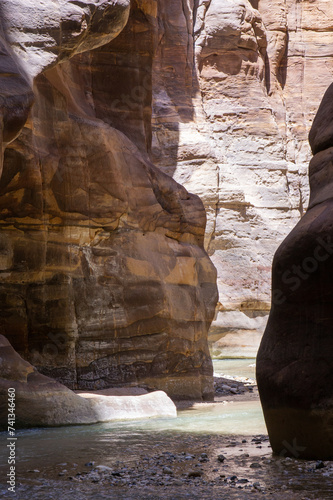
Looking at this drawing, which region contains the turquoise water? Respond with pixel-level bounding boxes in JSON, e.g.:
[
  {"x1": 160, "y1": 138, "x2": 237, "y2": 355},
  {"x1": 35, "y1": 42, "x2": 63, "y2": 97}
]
[
  {"x1": 212, "y1": 358, "x2": 256, "y2": 380},
  {"x1": 0, "y1": 359, "x2": 265, "y2": 481}
]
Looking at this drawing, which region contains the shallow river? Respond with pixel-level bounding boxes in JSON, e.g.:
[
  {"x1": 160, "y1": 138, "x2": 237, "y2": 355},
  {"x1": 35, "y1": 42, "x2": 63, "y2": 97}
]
[
  {"x1": 0, "y1": 359, "x2": 262, "y2": 465},
  {"x1": 1, "y1": 359, "x2": 332, "y2": 499}
]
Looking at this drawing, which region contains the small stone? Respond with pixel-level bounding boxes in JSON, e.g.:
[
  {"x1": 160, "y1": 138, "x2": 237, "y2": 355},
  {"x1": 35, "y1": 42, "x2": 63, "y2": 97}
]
[
  {"x1": 222, "y1": 385, "x2": 231, "y2": 391},
  {"x1": 85, "y1": 462, "x2": 95, "y2": 467},
  {"x1": 163, "y1": 467, "x2": 173, "y2": 475},
  {"x1": 238, "y1": 478, "x2": 249, "y2": 484},
  {"x1": 217, "y1": 454, "x2": 226, "y2": 462},
  {"x1": 188, "y1": 470, "x2": 203, "y2": 478},
  {"x1": 173, "y1": 479, "x2": 183, "y2": 486},
  {"x1": 316, "y1": 461, "x2": 325, "y2": 469},
  {"x1": 95, "y1": 465, "x2": 112, "y2": 473},
  {"x1": 250, "y1": 462, "x2": 261, "y2": 468}
]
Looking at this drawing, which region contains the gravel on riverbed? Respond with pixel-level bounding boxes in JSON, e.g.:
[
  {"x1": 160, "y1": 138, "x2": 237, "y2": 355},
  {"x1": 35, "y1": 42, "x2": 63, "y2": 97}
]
[{"x1": 5, "y1": 433, "x2": 333, "y2": 500}]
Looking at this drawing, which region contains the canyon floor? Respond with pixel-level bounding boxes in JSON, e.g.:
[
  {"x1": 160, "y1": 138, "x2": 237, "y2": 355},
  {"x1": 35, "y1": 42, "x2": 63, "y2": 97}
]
[{"x1": 2, "y1": 380, "x2": 333, "y2": 500}]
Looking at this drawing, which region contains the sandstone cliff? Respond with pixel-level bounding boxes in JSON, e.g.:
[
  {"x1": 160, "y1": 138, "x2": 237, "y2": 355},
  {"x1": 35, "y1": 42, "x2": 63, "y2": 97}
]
[
  {"x1": 1, "y1": 0, "x2": 332, "y2": 401},
  {"x1": 149, "y1": 0, "x2": 333, "y2": 356},
  {"x1": 0, "y1": 0, "x2": 218, "y2": 400},
  {"x1": 257, "y1": 82, "x2": 333, "y2": 460}
]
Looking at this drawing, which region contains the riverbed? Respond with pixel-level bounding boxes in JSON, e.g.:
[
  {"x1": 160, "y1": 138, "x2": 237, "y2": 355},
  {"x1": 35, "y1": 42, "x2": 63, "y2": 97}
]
[{"x1": 1, "y1": 359, "x2": 332, "y2": 499}]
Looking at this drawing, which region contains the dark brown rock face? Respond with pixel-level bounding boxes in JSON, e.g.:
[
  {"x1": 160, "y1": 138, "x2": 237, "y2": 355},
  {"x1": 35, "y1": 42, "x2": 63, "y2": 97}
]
[
  {"x1": 0, "y1": 0, "x2": 217, "y2": 400},
  {"x1": 0, "y1": 334, "x2": 97, "y2": 428},
  {"x1": 257, "y1": 83, "x2": 333, "y2": 459}
]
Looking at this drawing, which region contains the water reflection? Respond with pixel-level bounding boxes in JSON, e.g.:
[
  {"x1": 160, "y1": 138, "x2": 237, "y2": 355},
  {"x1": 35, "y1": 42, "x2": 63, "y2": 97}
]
[{"x1": 0, "y1": 400, "x2": 266, "y2": 470}]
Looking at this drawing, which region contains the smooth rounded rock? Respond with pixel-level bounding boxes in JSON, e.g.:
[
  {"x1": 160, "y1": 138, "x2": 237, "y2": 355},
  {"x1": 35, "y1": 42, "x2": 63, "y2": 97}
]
[{"x1": 257, "y1": 83, "x2": 333, "y2": 460}]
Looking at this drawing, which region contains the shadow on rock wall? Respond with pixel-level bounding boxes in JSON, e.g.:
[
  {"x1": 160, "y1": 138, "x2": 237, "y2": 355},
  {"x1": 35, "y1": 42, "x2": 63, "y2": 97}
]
[{"x1": 0, "y1": 0, "x2": 217, "y2": 400}]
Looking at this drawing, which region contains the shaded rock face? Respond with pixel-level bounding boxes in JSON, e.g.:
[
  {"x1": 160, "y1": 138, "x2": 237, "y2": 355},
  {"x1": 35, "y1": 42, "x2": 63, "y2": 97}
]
[
  {"x1": 257, "y1": 83, "x2": 333, "y2": 460},
  {"x1": 0, "y1": 334, "x2": 96, "y2": 427},
  {"x1": 0, "y1": 335, "x2": 177, "y2": 428},
  {"x1": 149, "y1": 0, "x2": 333, "y2": 355},
  {"x1": 0, "y1": 0, "x2": 218, "y2": 400}
]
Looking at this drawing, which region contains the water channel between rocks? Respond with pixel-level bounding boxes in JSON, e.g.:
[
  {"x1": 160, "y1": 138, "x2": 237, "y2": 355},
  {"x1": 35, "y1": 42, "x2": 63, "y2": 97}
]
[{"x1": 1, "y1": 359, "x2": 333, "y2": 499}]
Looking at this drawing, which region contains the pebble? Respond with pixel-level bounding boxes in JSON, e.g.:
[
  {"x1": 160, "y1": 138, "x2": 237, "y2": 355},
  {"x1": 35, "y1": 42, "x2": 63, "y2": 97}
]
[
  {"x1": 250, "y1": 462, "x2": 261, "y2": 468},
  {"x1": 95, "y1": 466, "x2": 113, "y2": 473},
  {"x1": 188, "y1": 470, "x2": 203, "y2": 478},
  {"x1": 221, "y1": 385, "x2": 232, "y2": 391},
  {"x1": 56, "y1": 433, "x2": 333, "y2": 496}
]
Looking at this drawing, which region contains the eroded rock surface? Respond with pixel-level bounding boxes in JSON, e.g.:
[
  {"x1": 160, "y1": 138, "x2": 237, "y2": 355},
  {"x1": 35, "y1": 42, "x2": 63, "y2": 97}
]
[
  {"x1": 0, "y1": 334, "x2": 96, "y2": 427},
  {"x1": 0, "y1": 0, "x2": 217, "y2": 400},
  {"x1": 0, "y1": 335, "x2": 177, "y2": 427},
  {"x1": 149, "y1": 0, "x2": 333, "y2": 355},
  {"x1": 257, "y1": 83, "x2": 333, "y2": 460}
]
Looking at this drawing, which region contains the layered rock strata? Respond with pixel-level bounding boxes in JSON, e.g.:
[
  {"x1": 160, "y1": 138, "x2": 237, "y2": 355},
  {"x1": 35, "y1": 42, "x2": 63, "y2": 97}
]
[
  {"x1": 257, "y1": 83, "x2": 333, "y2": 460},
  {"x1": 0, "y1": 0, "x2": 218, "y2": 400},
  {"x1": 0, "y1": 335, "x2": 176, "y2": 428},
  {"x1": 149, "y1": 0, "x2": 333, "y2": 356}
]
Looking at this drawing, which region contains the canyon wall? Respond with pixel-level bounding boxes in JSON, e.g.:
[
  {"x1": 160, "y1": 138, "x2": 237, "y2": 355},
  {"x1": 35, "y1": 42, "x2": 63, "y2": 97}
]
[
  {"x1": 257, "y1": 83, "x2": 333, "y2": 460},
  {"x1": 0, "y1": 0, "x2": 218, "y2": 400},
  {"x1": 1, "y1": 0, "x2": 333, "y2": 401},
  {"x1": 150, "y1": 0, "x2": 333, "y2": 357}
]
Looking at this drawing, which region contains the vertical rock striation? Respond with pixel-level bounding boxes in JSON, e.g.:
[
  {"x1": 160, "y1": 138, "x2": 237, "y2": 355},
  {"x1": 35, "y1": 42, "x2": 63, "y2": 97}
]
[
  {"x1": 150, "y1": 0, "x2": 333, "y2": 357},
  {"x1": 257, "y1": 83, "x2": 333, "y2": 460},
  {"x1": 0, "y1": 0, "x2": 218, "y2": 400}
]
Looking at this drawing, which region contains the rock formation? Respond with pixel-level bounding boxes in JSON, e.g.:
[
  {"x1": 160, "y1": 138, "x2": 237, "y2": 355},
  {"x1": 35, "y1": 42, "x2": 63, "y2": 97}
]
[
  {"x1": 1, "y1": 0, "x2": 333, "y2": 404},
  {"x1": 150, "y1": 0, "x2": 333, "y2": 356},
  {"x1": 0, "y1": 334, "x2": 176, "y2": 428},
  {"x1": 0, "y1": 0, "x2": 218, "y2": 401},
  {"x1": 257, "y1": 82, "x2": 333, "y2": 460}
]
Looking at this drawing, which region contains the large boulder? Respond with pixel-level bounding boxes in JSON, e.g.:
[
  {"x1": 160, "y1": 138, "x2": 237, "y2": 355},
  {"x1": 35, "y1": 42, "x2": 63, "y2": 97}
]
[{"x1": 257, "y1": 83, "x2": 333, "y2": 460}]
